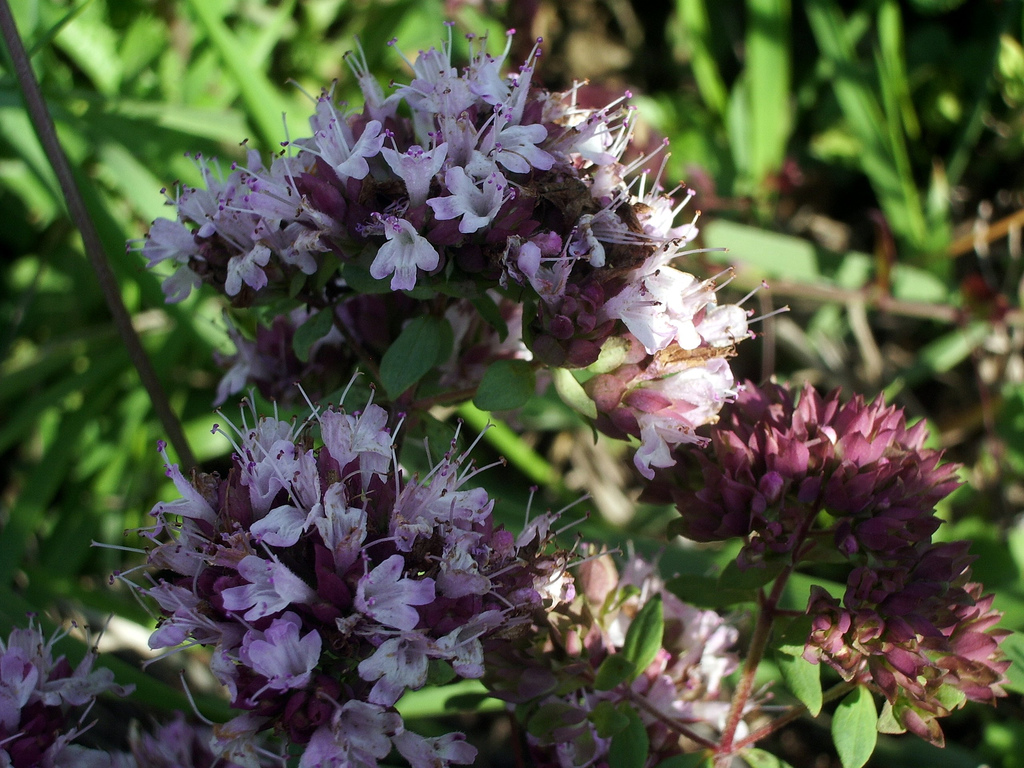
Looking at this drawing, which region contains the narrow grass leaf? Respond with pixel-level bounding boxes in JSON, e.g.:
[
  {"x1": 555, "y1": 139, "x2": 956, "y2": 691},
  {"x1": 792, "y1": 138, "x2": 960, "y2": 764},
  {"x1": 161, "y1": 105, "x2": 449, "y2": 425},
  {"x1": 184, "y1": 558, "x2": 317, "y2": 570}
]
[
  {"x1": 184, "y1": 0, "x2": 293, "y2": 149},
  {"x1": 673, "y1": 0, "x2": 729, "y2": 116},
  {"x1": 746, "y1": 0, "x2": 791, "y2": 188}
]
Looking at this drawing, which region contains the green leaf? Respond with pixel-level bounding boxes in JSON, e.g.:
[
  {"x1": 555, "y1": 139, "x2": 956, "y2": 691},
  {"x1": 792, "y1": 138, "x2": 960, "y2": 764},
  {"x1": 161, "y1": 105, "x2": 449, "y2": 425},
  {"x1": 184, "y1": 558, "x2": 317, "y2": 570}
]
[
  {"x1": 665, "y1": 572, "x2": 741, "y2": 609},
  {"x1": 653, "y1": 754, "x2": 714, "y2": 768},
  {"x1": 620, "y1": 595, "x2": 664, "y2": 680},
  {"x1": 832, "y1": 686, "x2": 878, "y2": 768},
  {"x1": 380, "y1": 315, "x2": 448, "y2": 398},
  {"x1": 528, "y1": 701, "x2": 586, "y2": 738},
  {"x1": 594, "y1": 654, "x2": 635, "y2": 691},
  {"x1": 470, "y1": 293, "x2": 509, "y2": 340},
  {"x1": 552, "y1": 367, "x2": 597, "y2": 419},
  {"x1": 743, "y1": 748, "x2": 797, "y2": 768},
  {"x1": 293, "y1": 309, "x2": 335, "y2": 363},
  {"x1": 775, "y1": 649, "x2": 822, "y2": 716},
  {"x1": 184, "y1": 0, "x2": 295, "y2": 148},
  {"x1": 876, "y1": 700, "x2": 906, "y2": 734},
  {"x1": 1002, "y1": 631, "x2": 1024, "y2": 694},
  {"x1": 673, "y1": 0, "x2": 729, "y2": 116},
  {"x1": 608, "y1": 705, "x2": 649, "y2": 768},
  {"x1": 745, "y1": 0, "x2": 791, "y2": 189},
  {"x1": 473, "y1": 359, "x2": 536, "y2": 411},
  {"x1": 425, "y1": 659, "x2": 457, "y2": 686},
  {"x1": 718, "y1": 559, "x2": 786, "y2": 591},
  {"x1": 589, "y1": 699, "x2": 631, "y2": 738}
]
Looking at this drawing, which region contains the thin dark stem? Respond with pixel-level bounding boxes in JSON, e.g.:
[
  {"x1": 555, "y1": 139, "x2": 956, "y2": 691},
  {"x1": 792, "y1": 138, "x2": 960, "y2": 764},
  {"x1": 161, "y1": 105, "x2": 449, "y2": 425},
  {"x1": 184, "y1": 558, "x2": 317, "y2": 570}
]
[
  {"x1": 0, "y1": 0, "x2": 196, "y2": 469},
  {"x1": 625, "y1": 687, "x2": 719, "y2": 751}
]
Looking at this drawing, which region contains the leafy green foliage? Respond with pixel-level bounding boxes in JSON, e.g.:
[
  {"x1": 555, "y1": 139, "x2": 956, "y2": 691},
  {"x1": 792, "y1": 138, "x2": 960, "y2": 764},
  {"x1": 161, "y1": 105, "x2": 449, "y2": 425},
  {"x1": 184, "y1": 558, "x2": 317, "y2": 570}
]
[
  {"x1": 833, "y1": 686, "x2": 879, "y2": 768},
  {"x1": 1, "y1": 0, "x2": 1023, "y2": 765},
  {"x1": 380, "y1": 315, "x2": 452, "y2": 398},
  {"x1": 474, "y1": 359, "x2": 536, "y2": 411},
  {"x1": 608, "y1": 705, "x2": 650, "y2": 768}
]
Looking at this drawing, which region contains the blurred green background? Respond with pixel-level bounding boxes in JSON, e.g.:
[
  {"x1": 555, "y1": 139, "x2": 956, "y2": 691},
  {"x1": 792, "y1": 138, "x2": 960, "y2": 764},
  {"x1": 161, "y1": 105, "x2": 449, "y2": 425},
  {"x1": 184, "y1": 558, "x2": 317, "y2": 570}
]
[{"x1": 2, "y1": 0, "x2": 1024, "y2": 765}]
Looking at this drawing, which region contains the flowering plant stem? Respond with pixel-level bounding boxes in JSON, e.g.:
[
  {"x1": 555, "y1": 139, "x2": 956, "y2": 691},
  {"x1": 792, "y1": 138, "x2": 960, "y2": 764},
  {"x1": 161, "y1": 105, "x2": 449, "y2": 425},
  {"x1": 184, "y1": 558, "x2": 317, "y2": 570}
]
[
  {"x1": 733, "y1": 680, "x2": 858, "y2": 752},
  {"x1": 716, "y1": 507, "x2": 823, "y2": 764},
  {"x1": 0, "y1": 0, "x2": 196, "y2": 470}
]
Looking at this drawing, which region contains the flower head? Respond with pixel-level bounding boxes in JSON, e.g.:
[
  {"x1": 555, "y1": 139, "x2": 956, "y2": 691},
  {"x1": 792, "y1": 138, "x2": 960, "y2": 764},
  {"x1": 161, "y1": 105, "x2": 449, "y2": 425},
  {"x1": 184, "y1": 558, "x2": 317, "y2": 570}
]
[{"x1": 133, "y1": 392, "x2": 575, "y2": 767}]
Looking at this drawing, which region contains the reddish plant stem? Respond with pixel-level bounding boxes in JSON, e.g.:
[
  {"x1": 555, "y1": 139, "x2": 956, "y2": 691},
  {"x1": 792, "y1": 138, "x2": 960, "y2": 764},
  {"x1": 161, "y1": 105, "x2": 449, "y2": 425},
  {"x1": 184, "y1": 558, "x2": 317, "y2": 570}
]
[
  {"x1": 625, "y1": 688, "x2": 719, "y2": 751},
  {"x1": 714, "y1": 508, "x2": 823, "y2": 765},
  {"x1": 715, "y1": 565, "x2": 793, "y2": 765},
  {"x1": 732, "y1": 680, "x2": 857, "y2": 752},
  {"x1": 0, "y1": 0, "x2": 196, "y2": 469}
]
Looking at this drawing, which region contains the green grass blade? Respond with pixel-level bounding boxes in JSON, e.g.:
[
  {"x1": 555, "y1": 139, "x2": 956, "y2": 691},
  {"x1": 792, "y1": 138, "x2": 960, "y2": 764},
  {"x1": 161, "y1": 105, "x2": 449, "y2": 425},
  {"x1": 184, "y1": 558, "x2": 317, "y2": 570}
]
[
  {"x1": 746, "y1": 0, "x2": 791, "y2": 191},
  {"x1": 673, "y1": 0, "x2": 729, "y2": 116},
  {"x1": 184, "y1": 0, "x2": 294, "y2": 149}
]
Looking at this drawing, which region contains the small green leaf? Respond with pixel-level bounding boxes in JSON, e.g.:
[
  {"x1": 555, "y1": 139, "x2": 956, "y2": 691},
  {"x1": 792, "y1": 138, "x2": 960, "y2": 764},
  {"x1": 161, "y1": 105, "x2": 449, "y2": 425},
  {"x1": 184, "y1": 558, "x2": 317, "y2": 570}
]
[
  {"x1": 718, "y1": 559, "x2": 786, "y2": 591},
  {"x1": 473, "y1": 360, "x2": 535, "y2": 411},
  {"x1": 1003, "y1": 631, "x2": 1024, "y2": 694},
  {"x1": 743, "y1": 748, "x2": 797, "y2": 768},
  {"x1": 527, "y1": 701, "x2": 586, "y2": 738},
  {"x1": 608, "y1": 705, "x2": 648, "y2": 768},
  {"x1": 589, "y1": 699, "x2": 631, "y2": 738},
  {"x1": 776, "y1": 650, "x2": 822, "y2": 716},
  {"x1": 292, "y1": 309, "x2": 334, "y2": 363},
  {"x1": 665, "y1": 572, "x2": 739, "y2": 609},
  {"x1": 470, "y1": 294, "x2": 509, "y2": 341},
  {"x1": 380, "y1": 315, "x2": 447, "y2": 398},
  {"x1": 425, "y1": 658, "x2": 456, "y2": 686},
  {"x1": 832, "y1": 686, "x2": 877, "y2": 768},
  {"x1": 653, "y1": 754, "x2": 714, "y2": 768},
  {"x1": 773, "y1": 613, "x2": 821, "y2": 715},
  {"x1": 876, "y1": 700, "x2": 906, "y2": 735},
  {"x1": 620, "y1": 595, "x2": 664, "y2": 680},
  {"x1": 341, "y1": 262, "x2": 393, "y2": 294},
  {"x1": 594, "y1": 654, "x2": 635, "y2": 691},
  {"x1": 552, "y1": 368, "x2": 597, "y2": 419}
]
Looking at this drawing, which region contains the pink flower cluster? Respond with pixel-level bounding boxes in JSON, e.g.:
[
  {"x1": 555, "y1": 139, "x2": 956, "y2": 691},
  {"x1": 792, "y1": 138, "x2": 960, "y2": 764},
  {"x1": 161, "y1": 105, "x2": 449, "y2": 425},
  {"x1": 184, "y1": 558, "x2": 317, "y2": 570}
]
[
  {"x1": 650, "y1": 380, "x2": 1009, "y2": 744},
  {"x1": 0, "y1": 619, "x2": 132, "y2": 768},
  {"x1": 483, "y1": 551, "x2": 739, "y2": 768},
  {"x1": 134, "y1": 392, "x2": 574, "y2": 766},
  {"x1": 135, "y1": 25, "x2": 751, "y2": 476}
]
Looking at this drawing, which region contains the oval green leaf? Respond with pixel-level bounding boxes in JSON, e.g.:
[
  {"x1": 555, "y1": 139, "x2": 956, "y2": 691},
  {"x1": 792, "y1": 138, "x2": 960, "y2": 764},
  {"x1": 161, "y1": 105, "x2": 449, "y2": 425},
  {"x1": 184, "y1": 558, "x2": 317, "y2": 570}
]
[
  {"x1": 552, "y1": 367, "x2": 597, "y2": 418},
  {"x1": 776, "y1": 650, "x2": 822, "y2": 716},
  {"x1": 608, "y1": 705, "x2": 648, "y2": 768},
  {"x1": 594, "y1": 653, "x2": 635, "y2": 691},
  {"x1": 620, "y1": 594, "x2": 664, "y2": 681},
  {"x1": 473, "y1": 359, "x2": 535, "y2": 411},
  {"x1": 832, "y1": 686, "x2": 877, "y2": 768},
  {"x1": 293, "y1": 308, "x2": 335, "y2": 363},
  {"x1": 380, "y1": 315, "x2": 447, "y2": 398}
]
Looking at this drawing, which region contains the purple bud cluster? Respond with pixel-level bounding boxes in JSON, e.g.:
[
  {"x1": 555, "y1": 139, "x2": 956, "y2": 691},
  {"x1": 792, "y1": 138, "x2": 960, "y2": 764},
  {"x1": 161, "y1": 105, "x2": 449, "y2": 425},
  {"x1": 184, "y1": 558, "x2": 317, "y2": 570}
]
[
  {"x1": 135, "y1": 25, "x2": 751, "y2": 477},
  {"x1": 484, "y1": 551, "x2": 738, "y2": 768},
  {"x1": 651, "y1": 381, "x2": 1008, "y2": 744},
  {"x1": 135, "y1": 393, "x2": 574, "y2": 766},
  {"x1": 805, "y1": 545, "x2": 1008, "y2": 745},
  {"x1": 0, "y1": 619, "x2": 132, "y2": 768}
]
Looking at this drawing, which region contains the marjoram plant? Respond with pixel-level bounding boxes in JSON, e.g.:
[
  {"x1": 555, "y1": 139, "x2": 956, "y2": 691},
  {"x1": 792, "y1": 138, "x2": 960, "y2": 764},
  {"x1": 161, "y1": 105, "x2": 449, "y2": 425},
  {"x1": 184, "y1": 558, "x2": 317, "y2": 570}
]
[{"x1": 2, "y1": 22, "x2": 1010, "y2": 768}]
